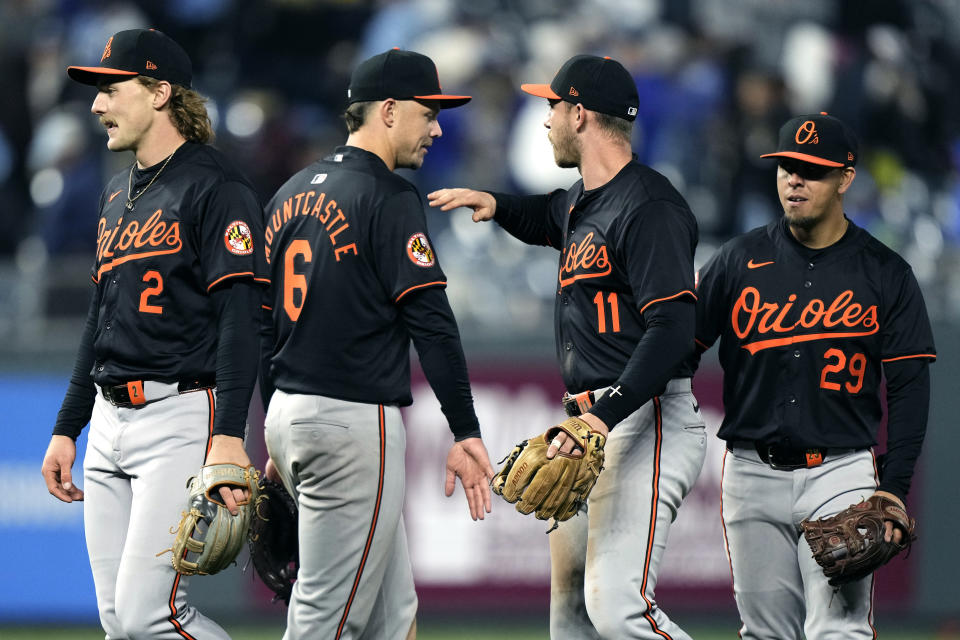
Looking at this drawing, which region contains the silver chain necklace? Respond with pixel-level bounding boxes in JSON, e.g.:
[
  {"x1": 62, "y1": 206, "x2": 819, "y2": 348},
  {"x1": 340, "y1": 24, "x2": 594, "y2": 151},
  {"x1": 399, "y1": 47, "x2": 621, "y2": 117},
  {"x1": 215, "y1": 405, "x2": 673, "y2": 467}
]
[{"x1": 125, "y1": 150, "x2": 176, "y2": 211}]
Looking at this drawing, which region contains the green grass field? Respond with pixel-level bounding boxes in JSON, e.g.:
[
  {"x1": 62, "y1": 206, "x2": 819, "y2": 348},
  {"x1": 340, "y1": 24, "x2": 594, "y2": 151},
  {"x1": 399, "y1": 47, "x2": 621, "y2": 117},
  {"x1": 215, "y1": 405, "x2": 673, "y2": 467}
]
[{"x1": 0, "y1": 624, "x2": 945, "y2": 639}]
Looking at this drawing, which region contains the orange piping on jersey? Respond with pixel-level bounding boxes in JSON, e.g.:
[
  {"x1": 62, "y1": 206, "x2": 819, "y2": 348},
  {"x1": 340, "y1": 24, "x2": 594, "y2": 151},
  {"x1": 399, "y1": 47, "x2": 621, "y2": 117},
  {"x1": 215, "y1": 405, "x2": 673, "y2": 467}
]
[
  {"x1": 718, "y1": 449, "x2": 742, "y2": 639},
  {"x1": 694, "y1": 337, "x2": 710, "y2": 351},
  {"x1": 395, "y1": 280, "x2": 446, "y2": 303},
  {"x1": 96, "y1": 245, "x2": 182, "y2": 279},
  {"x1": 742, "y1": 329, "x2": 879, "y2": 354},
  {"x1": 639, "y1": 290, "x2": 697, "y2": 315},
  {"x1": 881, "y1": 353, "x2": 937, "y2": 363},
  {"x1": 337, "y1": 405, "x2": 386, "y2": 639},
  {"x1": 639, "y1": 396, "x2": 673, "y2": 640},
  {"x1": 206, "y1": 271, "x2": 256, "y2": 291},
  {"x1": 261, "y1": 304, "x2": 273, "y2": 311},
  {"x1": 167, "y1": 572, "x2": 197, "y2": 640},
  {"x1": 253, "y1": 276, "x2": 271, "y2": 285}
]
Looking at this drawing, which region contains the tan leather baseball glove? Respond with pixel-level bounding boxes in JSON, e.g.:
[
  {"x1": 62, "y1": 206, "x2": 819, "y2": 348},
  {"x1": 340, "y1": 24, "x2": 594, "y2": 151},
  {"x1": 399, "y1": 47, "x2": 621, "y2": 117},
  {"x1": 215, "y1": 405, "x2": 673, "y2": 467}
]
[{"x1": 491, "y1": 416, "x2": 605, "y2": 523}]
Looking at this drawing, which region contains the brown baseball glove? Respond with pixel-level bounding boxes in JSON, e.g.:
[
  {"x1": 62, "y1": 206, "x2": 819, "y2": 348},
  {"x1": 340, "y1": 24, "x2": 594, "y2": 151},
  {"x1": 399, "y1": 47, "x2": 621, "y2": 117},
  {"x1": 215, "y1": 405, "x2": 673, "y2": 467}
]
[
  {"x1": 491, "y1": 416, "x2": 605, "y2": 523},
  {"x1": 800, "y1": 494, "x2": 916, "y2": 587}
]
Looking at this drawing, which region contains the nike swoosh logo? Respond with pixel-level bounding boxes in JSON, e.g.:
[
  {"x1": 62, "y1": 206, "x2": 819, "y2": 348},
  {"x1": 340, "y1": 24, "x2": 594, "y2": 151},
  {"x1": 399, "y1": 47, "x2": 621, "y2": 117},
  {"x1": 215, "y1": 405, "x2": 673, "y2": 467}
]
[
  {"x1": 747, "y1": 260, "x2": 775, "y2": 269},
  {"x1": 108, "y1": 190, "x2": 123, "y2": 202}
]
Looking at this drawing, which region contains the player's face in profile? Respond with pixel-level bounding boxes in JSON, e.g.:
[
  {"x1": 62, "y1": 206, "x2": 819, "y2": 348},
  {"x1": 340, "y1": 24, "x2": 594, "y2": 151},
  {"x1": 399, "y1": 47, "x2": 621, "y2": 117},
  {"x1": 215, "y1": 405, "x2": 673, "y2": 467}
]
[
  {"x1": 394, "y1": 100, "x2": 442, "y2": 170},
  {"x1": 92, "y1": 78, "x2": 157, "y2": 154},
  {"x1": 776, "y1": 159, "x2": 850, "y2": 230},
  {"x1": 545, "y1": 100, "x2": 579, "y2": 169}
]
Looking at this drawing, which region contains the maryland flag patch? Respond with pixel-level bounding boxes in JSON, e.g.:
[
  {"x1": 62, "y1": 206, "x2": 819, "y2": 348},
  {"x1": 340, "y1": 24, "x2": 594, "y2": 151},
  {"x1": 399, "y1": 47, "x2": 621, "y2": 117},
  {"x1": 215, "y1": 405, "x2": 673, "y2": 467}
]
[
  {"x1": 406, "y1": 232, "x2": 435, "y2": 267},
  {"x1": 224, "y1": 220, "x2": 254, "y2": 256}
]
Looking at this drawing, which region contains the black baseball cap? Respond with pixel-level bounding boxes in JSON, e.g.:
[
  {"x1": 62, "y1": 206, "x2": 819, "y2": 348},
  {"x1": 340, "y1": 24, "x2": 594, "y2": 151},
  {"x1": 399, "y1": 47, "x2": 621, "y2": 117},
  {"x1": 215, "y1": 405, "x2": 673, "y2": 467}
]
[
  {"x1": 761, "y1": 112, "x2": 859, "y2": 167},
  {"x1": 521, "y1": 54, "x2": 639, "y2": 122},
  {"x1": 347, "y1": 48, "x2": 471, "y2": 108},
  {"x1": 67, "y1": 29, "x2": 192, "y2": 88}
]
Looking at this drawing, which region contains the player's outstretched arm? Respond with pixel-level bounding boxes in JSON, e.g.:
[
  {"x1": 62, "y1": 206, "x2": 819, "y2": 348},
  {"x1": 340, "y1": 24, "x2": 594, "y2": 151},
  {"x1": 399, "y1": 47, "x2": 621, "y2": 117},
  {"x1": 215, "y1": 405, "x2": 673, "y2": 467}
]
[
  {"x1": 427, "y1": 188, "x2": 496, "y2": 222},
  {"x1": 41, "y1": 435, "x2": 84, "y2": 502},
  {"x1": 445, "y1": 437, "x2": 495, "y2": 521}
]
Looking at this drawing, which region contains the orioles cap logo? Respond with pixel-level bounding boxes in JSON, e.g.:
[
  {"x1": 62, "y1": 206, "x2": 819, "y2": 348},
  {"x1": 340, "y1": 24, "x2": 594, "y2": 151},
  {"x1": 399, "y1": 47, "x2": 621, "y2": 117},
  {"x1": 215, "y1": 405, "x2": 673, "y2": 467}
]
[
  {"x1": 848, "y1": 151, "x2": 855, "y2": 162},
  {"x1": 795, "y1": 120, "x2": 819, "y2": 145},
  {"x1": 224, "y1": 220, "x2": 254, "y2": 256},
  {"x1": 146, "y1": 60, "x2": 158, "y2": 70},
  {"x1": 101, "y1": 36, "x2": 113, "y2": 62},
  {"x1": 569, "y1": 86, "x2": 579, "y2": 97}
]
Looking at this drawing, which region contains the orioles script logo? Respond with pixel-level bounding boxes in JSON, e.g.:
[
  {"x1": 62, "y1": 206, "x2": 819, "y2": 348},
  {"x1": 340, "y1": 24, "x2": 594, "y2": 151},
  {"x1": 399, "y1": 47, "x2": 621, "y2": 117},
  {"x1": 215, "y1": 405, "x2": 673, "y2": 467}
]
[
  {"x1": 96, "y1": 209, "x2": 182, "y2": 278},
  {"x1": 559, "y1": 231, "x2": 611, "y2": 288},
  {"x1": 732, "y1": 287, "x2": 878, "y2": 354}
]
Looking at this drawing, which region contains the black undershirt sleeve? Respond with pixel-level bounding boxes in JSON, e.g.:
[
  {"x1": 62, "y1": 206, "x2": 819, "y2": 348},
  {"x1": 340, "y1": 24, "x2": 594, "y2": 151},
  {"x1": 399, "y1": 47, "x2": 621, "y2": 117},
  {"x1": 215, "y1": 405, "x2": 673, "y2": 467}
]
[
  {"x1": 258, "y1": 288, "x2": 276, "y2": 412},
  {"x1": 399, "y1": 286, "x2": 481, "y2": 440},
  {"x1": 588, "y1": 298, "x2": 696, "y2": 428},
  {"x1": 210, "y1": 280, "x2": 262, "y2": 439},
  {"x1": 53, "y1": 285, "x2": 99, "y2": 439},
  {"x1": 490, "y1": 190, "x2": 563, "y2": 248},
  {"x1": 878, "y1": 357, "x2": 930, "y2": 502}
]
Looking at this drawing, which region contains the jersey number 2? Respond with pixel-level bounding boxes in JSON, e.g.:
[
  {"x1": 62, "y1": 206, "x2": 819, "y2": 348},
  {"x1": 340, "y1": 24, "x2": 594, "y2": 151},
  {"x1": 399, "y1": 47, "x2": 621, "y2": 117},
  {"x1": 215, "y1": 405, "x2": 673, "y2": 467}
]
[
  {"x1": 593, "y1": 291, "x2": 620, "y2": 334},
  {"x1": 819, "y1": 348, "x2": 866, "y2": 394},
  {"x1": 284, "y1": 239, "x2": 312, "y2": 322},
  {"x1": 139, "y1": 271, "x2": 163, "y2": 315}
]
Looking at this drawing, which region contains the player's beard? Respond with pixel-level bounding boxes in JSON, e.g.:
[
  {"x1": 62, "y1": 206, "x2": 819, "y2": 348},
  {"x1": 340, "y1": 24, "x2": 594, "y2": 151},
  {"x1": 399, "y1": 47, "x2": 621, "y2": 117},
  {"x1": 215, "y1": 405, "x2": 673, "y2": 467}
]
[
  {"x1": 785, "y1": 210, "x2": 823, "y2": 231},
  {"x1": 549, "y1": 121, "x2": 580, "y2": 169}
]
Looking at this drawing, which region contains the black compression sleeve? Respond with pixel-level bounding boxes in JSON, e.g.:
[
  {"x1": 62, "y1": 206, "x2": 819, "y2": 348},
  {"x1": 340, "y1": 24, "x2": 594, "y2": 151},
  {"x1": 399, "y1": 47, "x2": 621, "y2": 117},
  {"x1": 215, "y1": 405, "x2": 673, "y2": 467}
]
[
  {"x1": 210, "y1": 280, "x2": 262, "y2": 439},
  {"x1": 490, "y1": 191, "x2": 558, "y2": 247},
  {"x1": 53, "y1": 286, "x2": 99, "y2": 439},
  {"x1": 878, "y1": 358, "x2": 930, "y2": 502},
  {"x1": 258, "y1": 288, "x2": 276, "y2": 412},
  {"x1": 588, "y1": 298, "x2": 695, "y2": 428},
  {"x1": 400, "y1": 286, "x2": 480, "y2": 440}
]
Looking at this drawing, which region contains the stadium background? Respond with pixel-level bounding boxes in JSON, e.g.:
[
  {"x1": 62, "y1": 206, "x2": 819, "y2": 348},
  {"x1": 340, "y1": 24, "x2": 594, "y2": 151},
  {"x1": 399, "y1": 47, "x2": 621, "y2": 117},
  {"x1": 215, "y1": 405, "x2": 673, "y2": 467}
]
[{"x1": 1, "y1": 0, "x2": 958, "y2": 637}]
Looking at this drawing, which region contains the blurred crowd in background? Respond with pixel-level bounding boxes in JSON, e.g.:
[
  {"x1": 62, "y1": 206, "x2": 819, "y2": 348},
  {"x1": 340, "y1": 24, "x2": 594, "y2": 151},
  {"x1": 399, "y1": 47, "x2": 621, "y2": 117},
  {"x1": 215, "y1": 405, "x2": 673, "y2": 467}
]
[{"x1": 2, "y1": 0, "x2": 959, "y2": 357}]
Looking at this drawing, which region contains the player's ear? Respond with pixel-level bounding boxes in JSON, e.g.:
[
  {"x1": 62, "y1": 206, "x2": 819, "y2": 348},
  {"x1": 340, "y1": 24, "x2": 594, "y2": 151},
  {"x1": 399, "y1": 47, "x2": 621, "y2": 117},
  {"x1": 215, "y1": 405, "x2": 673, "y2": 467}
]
[
  {"x1": 151, "y1": 80, "x2": 173, "y2": 110},
  {"x1": 378, "y1": 99, "x2": 397, "y2": 128},
  {"x1": 573, "y1": 103, "x2": 587, "y2": 132},
  {"x1": 837, "y1": 167, "x2": 856, "y2": 194}
]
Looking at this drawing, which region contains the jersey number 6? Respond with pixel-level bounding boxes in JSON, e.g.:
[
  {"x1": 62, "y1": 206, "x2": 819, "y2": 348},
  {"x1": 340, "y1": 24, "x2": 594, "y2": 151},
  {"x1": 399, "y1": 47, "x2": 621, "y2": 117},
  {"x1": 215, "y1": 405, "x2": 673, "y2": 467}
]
[
  {"x1": 284, "y1": 239, "x2": 312, "y2": 322},
  {"x1": 819, "y1": 348, "x2": 866, "y2": 394}
]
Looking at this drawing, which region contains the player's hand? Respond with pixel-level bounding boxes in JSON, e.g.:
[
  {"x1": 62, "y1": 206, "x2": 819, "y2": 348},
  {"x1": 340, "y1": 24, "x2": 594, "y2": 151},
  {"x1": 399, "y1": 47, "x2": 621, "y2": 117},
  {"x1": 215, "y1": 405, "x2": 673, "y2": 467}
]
[
  {"x1": 206, "y1": 434, "x2": 252, "y2": 516},
  {"x1": 872, "y1": 490, "x2": 907, "y2": 545},
  {"x1": 41, "y1": 435, "x2": 85, "y2": 502},
  {"x1": 546, "y1": 412, "x2": 609, "y2": 460},
  {"x1": 264, "y1": 457, "x2": 281, "y2": 483},
  {"x1": 427, "y1": 188, "x2": 496, "y2": 222},
  {"x1": 445, "y1": 437, "x2": 495, "y2": 521}
]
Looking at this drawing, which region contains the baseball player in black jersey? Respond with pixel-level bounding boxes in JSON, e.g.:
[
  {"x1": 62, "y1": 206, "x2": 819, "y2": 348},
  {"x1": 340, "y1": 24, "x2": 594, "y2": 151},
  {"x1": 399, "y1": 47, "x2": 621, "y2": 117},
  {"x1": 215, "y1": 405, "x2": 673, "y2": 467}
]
[
  {"x1": 694, "y1": 113, "x2": 935, "y2": 638},
  {"x1": 430, "y1": 55, "x2": 707, "y2": 639},
  {"x1": 40, "y1": 30, "x2": 268, "y2": 638},
  {"x1": 259, "y1": 49, "x2": 495, "y2": 639}
]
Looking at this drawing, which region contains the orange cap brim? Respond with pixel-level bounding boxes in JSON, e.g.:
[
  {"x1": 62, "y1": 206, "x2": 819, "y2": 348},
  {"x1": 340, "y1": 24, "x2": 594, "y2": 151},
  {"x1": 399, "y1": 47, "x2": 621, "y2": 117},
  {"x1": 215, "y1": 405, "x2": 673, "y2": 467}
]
[
  {"x1": 68, "y1": 66, "x2": 139, "y2": 85},
  {"x1": 520, "y1": 83, "x2": 561, "y2": 100},
  {"x1": 760, "y1": 151, "x2": 844, "y2": 168}
]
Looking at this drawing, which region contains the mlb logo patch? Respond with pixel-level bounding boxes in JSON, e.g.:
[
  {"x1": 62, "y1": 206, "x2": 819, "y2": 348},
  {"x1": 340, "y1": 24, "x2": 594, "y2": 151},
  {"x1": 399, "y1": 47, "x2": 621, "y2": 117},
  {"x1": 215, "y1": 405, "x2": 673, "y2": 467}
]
[
  {"x1": 333, "y1": 154, "x2": 343, "y2": 162},
  {"x1": 627, "y1": 107, "x2": 638, "y2": 116},
  {"x1": 311, "y1": 173, "x2": 327, "y2": 184}
]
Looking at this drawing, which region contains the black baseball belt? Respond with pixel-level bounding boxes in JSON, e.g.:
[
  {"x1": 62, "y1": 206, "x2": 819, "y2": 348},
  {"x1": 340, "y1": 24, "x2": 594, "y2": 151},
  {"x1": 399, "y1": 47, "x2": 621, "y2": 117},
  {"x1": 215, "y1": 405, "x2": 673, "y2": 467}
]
[
  {"x1": 100, "y1": 376, "x2": 216, "y2": 408},
  {"x1": 726, "y1": 440, "x2": 860, "y2": 470}
]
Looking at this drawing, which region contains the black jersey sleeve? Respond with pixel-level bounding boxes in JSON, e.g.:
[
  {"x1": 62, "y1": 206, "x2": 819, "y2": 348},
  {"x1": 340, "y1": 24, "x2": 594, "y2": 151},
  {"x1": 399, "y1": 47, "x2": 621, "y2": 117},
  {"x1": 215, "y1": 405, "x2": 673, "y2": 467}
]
[
  {"x1": 879, "y1": 357, "x2": 930, "y2": 501},
  {"x1": 880, "y1": 265, "x2": 937, "y2": 362},
  {"x1": 693, "y1": 245, "x2": 729, "y2": 354},
  {"x1": 200, "y1": 180, "x2": 270, "y2": 291},
  {"x1": 53, "y1": 285, "x2": 99, "y2": 439},
  {"x1": 618, "y1": 200, "x2": 698, "y2": 314},
  {"x1": 209, "y1": 280, "x2": 261, "y2": 439},
  {"x1": 490, "y1": 190, "x2": 566, "y2": 248},
  {"x1": 400, "y1": 286, "x2": 481, "y2": 440},
  {"x1": 589, "y1": 297, "x2": 696, "y2": 428},
  {"x1": 371, "y1": 189, "x2": 447, "y2": 302}
]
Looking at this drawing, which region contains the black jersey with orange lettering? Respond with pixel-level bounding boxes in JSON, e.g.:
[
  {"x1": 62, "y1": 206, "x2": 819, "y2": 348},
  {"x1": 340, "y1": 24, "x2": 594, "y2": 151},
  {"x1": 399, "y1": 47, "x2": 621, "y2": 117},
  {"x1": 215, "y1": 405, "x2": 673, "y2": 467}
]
[
  {"x1": 262, "y1": 145, "x2": 449, "y2": 406},
  {"x1": 694, "y1": 217, "x2": 936, "y2": 448},
  {"x1": 91, "y1": 142, "x2": 269, "y2": 385},
  {"x1": 493, "y1": 158, "x2": 699, "y2": 393}
]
